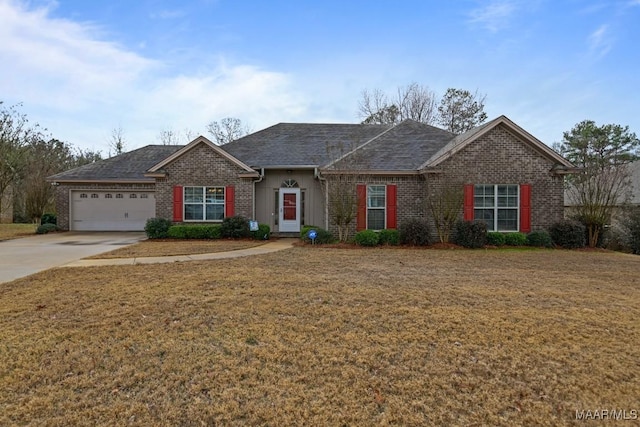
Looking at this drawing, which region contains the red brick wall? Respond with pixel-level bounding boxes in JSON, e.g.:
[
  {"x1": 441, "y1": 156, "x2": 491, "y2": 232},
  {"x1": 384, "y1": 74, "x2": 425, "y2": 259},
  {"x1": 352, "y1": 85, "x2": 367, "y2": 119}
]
[
  {"x1": 428, "y1": 124, "x2": 564, "y2": 231},
  {"x1": 154, "y1": 143, "x2": 253, "y2": 222},
  {"x1": 324, "y1": 124, "x2": 564, "y2": 238}
]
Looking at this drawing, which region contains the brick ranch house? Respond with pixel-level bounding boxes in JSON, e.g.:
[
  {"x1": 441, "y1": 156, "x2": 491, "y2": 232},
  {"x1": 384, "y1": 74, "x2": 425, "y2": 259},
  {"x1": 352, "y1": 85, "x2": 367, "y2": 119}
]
[{"x1": 48, "y1": 115, "x2": 574, "y2": 237}]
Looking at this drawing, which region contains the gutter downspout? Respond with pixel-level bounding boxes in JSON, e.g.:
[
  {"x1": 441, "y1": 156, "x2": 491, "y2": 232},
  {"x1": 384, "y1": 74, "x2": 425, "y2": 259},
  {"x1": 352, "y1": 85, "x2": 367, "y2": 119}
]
[
  {"x1": 315, "y1": 167, "x2": 329, "y2": 230},
  {"x1": 252, "y1": 168, "x2": 265, "y2": 221}
]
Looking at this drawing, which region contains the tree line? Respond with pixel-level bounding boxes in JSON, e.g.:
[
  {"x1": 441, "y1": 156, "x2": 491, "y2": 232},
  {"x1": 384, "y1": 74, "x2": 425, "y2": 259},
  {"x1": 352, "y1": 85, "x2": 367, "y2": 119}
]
[
  {"x1": 358, "y1": 83, "x2": 487, "y2": 133},
  {"x1": 0, "y1": 102, "x2": 101, "y2": 224}
]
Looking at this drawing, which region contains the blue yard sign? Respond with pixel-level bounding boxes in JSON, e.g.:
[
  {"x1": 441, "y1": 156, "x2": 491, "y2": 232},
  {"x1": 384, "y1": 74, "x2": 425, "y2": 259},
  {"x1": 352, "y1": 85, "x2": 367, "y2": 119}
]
[{"x1": 308, "y1": 229, "x2": 317, "y2": 244}]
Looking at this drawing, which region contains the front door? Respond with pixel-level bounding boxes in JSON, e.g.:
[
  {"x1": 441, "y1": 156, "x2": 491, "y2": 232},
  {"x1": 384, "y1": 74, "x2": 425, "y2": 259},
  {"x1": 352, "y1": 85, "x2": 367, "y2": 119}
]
[{"x1": 279, "y1": 188, "x2": 300, "y2": 232}]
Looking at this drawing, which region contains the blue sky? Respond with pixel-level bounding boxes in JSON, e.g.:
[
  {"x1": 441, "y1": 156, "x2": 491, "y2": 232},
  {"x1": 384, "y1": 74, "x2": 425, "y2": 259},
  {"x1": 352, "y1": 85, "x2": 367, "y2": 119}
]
[{"x1": 1, "y1": 0, "x2": 639, "y2": 154}]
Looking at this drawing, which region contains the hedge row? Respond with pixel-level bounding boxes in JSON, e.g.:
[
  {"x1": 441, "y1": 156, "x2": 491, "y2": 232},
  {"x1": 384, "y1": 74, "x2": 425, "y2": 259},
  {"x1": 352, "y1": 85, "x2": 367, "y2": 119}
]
[
  {"x1": 454, "y1": 220, "x2": 583, "y2": 249},
  {"x1": 144, "y1": 216, "x2": 270, "y2": 240}
]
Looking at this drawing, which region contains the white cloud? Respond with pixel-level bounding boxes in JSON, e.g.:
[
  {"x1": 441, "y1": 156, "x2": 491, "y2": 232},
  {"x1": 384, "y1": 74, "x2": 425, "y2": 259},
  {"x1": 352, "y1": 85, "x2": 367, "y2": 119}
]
[
  {"x1": 588, "y1": 24, "x2": 613, "y2": 58},
  {"x1": 134, "y1": 62, "x2": 307, "y2": 138},
  {"x1": 0, "y1": 0, "x2": 309, "y2": 151},
  {"x1": 0, "y1": 0, "x2": 156, "y2": 110},
  {"x1": 468, "y1": 0, "x2": 517, "y2": 33}
]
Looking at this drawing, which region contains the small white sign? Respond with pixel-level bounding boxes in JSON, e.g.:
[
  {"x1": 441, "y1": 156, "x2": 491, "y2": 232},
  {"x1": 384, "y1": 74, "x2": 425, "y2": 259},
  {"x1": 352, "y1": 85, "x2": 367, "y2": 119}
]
[{"x1": 249, "y1": 220, "x2": 259, "y2": 231}]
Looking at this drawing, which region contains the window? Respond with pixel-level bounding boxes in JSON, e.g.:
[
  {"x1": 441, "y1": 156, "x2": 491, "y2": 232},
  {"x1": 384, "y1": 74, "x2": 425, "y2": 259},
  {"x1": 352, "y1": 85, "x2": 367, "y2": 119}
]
[
  {"x1": 474, "y1": 185, "x2": 518, "y2": 231},
  {"x1": 105, "y1": 194, "x2": 113, "y2": 199},
  {"x1": 129, "y1": 193, "x2": 137, "y2": 198},
  {"x1": 80, "y1": 193, "x2": 88, "y2": 199},
  {"x1": 282, "y1": 179, "x2": 298, "y2": 188},
  {"x1": 274, "y1": 190, "x2": 279, "y2": 226},
  {"x1": 116, "y1": 193, "x2": 123, "y2": 199},
  {"x1": 367, "y1": 185, "x2": 386, "y2": 230},
  {"x1": 184, "y1": 186, "x2": 224, "y2": 221},
  {"x1": 301, "y1": 190, "x2": 305, "y2": 226},
  {"x1": 140, "y1": 193, "x2": 148, "y2": 199},
  {"x1": 91, "y1": 193, "x2": 99, "y2": 199}
]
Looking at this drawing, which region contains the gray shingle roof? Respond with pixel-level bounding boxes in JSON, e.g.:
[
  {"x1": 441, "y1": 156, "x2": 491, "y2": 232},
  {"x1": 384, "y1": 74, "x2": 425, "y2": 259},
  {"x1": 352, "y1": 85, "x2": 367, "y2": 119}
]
[
  {"x1": 55, "y1": 118, "x2": 560, "y2": 181},
  {"x1": 330, "y1": 120, "x2": 456, "y2": 171},
  {"x1": 48, "y1": 145, "x2": 183, "y2": 181},
  {"x1": 222, "y1": 123, "x2": 392, "y2": 168}
]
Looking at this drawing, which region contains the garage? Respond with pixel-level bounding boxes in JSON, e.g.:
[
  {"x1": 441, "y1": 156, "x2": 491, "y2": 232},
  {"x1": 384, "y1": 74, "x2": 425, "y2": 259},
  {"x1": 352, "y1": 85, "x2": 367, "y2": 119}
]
[{"x1": 71, "y1": 191, "x2": 155, "y2": 231}]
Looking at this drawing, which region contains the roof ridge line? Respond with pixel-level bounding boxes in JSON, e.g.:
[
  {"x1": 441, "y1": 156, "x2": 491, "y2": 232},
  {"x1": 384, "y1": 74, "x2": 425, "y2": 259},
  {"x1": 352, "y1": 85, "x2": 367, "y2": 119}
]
[{"x1": 322, "y1": 123, "x2": 397, "y2": 169}]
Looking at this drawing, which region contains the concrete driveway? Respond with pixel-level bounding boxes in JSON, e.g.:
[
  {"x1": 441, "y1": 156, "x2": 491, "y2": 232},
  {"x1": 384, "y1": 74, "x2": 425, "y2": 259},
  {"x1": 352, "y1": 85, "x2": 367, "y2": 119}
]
[{"x1": 0, "y1": 232, "x2": 146, "y2": 284}]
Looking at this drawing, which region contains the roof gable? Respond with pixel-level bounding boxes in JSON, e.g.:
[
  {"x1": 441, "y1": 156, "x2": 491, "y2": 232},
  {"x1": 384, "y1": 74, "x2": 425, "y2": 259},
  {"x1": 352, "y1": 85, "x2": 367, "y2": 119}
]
[
  {"x1": 420, "y1": 115, "x2": 574, "y2": 170},
  {"x1": 147, "y1": 136, "x2": 256, "y2": 174}
]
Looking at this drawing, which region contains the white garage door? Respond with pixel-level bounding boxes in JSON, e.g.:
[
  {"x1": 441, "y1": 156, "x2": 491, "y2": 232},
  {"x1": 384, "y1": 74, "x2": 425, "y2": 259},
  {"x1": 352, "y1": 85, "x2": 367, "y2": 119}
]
[{"x1": 71, "y1": 191, "x2": 155, "y2": 231}]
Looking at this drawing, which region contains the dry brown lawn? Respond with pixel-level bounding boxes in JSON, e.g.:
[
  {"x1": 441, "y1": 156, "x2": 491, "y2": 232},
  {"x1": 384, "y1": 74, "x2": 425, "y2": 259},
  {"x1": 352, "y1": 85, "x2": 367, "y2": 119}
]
[
  {"x1": 0, "y1": 223, "x2": 36, "y2": 241},
  {"x1": 86, "y1": 239, "x2": 267, "y2": 259},
  {"x1": 1, "y1": 247, "x2": 639, "y2": 426}
]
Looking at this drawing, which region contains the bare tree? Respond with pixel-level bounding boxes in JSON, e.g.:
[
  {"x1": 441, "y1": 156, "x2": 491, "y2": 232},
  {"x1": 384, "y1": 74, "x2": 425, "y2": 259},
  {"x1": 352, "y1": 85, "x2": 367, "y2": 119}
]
[
  {"x1": 109, "y1": 126, "x2": 126, "y2": 156},
  {"x1": 182, "y1": 128, "x2": 196, "y2": 142},
  {"x1": 158, "y1": 129, "x2": 181, "y2": 145},
  {"x1": 426, "y1": 177, "x2": 464, "y2": 243},
  {"x1": 437, "y1": 88, "x2": 488, "y2": 134},
  {"x1": 358, "y1": 88, "x2": 399, "y2": 125},
  {"x1": 358, "y1": 83, "x2": 442, "y2": 126},
  {"x1": 396, "y1": 82, "x2": 438, "y2": 124},
  {"x1": 23, "y1": 139, "x2": 72, "y2": 223},
  {"x1": 206, "y1": 117, "x2": 251, "y2": 145},
  {"x1": 321, "y1": 139, "x2": 371, "y2": 242}
]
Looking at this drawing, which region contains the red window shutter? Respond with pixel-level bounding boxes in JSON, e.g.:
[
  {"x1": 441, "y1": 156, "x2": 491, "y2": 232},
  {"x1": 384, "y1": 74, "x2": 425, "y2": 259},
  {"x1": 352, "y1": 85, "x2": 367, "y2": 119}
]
[
  {"x1": 386, "y1": 184, "x2": 397, "y2": 229},
  {"x1": 356, "y1": 184, "x2": 367, "y2": 231},
  {"x1": 463, "y1": 184, "x2": 474, "y2": 221},
  {"x1": 520, "y1": 184, "x2": 532, "y2": 233},
  {"x1": 172, "y1": 186, "x2": 183, "y2": 222},
  {"x1": 225, "y1": 186, "x2": 235, "y2": 217}
]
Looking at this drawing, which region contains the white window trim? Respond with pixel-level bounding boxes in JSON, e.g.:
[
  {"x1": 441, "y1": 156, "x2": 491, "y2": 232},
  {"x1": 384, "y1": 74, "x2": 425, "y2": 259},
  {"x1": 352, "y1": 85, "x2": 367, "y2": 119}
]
[
  {"x1": 366, "y1": 185, "x2": 386, "y2": 231},
  {"x1": 474, "y1": 184, "x2": 520, "y2": 232},
  {"x1": 183, "y1": 186, "x2": 225, "y2": 222}
]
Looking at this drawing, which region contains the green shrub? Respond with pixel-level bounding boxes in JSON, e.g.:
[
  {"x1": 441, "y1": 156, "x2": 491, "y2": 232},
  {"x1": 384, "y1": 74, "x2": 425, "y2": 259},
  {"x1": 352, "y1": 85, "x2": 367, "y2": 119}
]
[
  {"x1": 167, "y1": 224, "x2": 221, "y2": 239},
  {"x1": 250, "y1": 223, "x2": 271, "y2": 240},
  {"x1": 527, "y1": 230, "x2": 553, "y2": 248},
  {"x1": 354, "y1": 229, "x2": 380, "y2": 246},
  {"x1": 41, "y1": 213, "x2": 57, "y2": 225},
  {"x1": 399, "y1": 219, "x2": 432, "y2": 246},
  {"x1": 504, "y1": 232, "x2": 527, "y2": 246},
  {"x1": 549, "y1": 219, "x2": 586, "y2": 248},
  {"x1": 300, "y1": 225, "x2": 334, "y2": 244},
  {"x1": 378, "y1": 229, "x2": 400, "y2": 246},
  {"x1": 144, "y1": 217, "x2": 172, "y2": 239},
  {"x1": 220, "y1": 215, "x2": 250, "y2": 238},
  {"x1": 486, "y1": 232, "x2": 506, "y2": 246},
  {"x1": 36, "y1": 223, "x2": 58, "y2": 234},
  {"x1": 452, "y1": 220, "x2": 487, "y2": 248}
]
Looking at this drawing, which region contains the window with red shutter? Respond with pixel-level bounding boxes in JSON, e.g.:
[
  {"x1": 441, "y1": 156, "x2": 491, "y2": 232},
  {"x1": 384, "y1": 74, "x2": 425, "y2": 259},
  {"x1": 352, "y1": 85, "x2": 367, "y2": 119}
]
[
  {"x1": 225, "y1": 186, "x2": 235, "y2": 218},
  {"x1": 173, "y1": 186, "x2": 183, "y2": 222},
  {"x1": 463, "y1": 184, "x2": 474, "y2": 221},
  {"x1": 386, "y1": 184, "x2": 397, "y2": 229},
  {"x1": 519, "y1": 184, "x2": 531, "y2": 233},
  {"x1": 356, "y1": 184, "x2": 366, "y2": 231}
]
